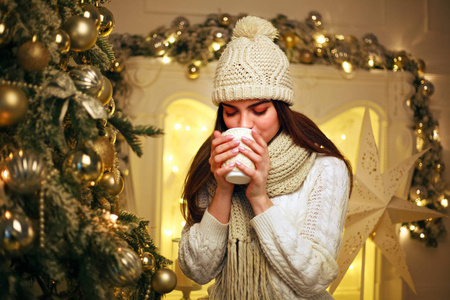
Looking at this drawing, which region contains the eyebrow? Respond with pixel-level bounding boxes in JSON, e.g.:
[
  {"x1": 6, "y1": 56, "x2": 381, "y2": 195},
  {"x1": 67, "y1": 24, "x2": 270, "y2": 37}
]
[{"x1": 222, "y1": 100, "x2": 271, "y2": 109}]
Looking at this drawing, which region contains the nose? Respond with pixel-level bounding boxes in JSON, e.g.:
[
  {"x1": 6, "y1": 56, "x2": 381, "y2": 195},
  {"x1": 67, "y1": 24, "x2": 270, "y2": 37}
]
[{"x1": 238, "y1": 113, "x2": 253, "y2": 129}]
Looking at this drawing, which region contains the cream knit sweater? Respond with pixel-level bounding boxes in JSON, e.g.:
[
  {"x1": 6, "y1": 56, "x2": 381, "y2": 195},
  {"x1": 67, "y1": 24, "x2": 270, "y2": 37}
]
[{"x1": 178, "y1": 155, "x2": 350, "y2": 299}]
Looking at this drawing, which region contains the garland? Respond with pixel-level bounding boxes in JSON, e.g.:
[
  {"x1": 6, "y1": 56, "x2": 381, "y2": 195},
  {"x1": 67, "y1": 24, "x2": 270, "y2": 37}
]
[{"x1": 109, "y1": 12, "x2": 448, "y2": 247}]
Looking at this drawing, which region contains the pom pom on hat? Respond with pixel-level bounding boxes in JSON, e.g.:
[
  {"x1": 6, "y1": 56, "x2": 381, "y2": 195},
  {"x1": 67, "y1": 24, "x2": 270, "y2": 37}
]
[
  {"x1": 211, "y1": 16, "x2": 294, "y2": 106},
  {"x1": 232, "y1": 16, "x2": 278, "y2": 41}
]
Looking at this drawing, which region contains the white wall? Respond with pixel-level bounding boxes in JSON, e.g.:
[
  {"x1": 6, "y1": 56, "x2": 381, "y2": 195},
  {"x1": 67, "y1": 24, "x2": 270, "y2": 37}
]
[{"x1": 106, "y1": 1, "x2": 450, "y2": 299}]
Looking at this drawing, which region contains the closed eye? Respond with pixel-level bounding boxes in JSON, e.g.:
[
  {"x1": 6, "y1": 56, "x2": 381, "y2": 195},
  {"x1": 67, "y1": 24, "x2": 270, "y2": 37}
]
[
  {"x1": 225, "y1": 109, "x2": 237, "y2": 117},
  {"x1": 253, "y1": 109, "x2": 267, "y2": 116}
]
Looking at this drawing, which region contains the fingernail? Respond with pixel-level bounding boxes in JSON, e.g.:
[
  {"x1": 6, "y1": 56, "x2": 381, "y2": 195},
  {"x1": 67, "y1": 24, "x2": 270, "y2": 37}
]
[
  {"x1": 241, "y1": 136, "x2": 248, "y2": 141},
  {"x1": 238, "y1": 146, "x2": 246, "y2": 152},
  {"x1": 231, "y1": 148, "x2": 239, "y2": 153}
]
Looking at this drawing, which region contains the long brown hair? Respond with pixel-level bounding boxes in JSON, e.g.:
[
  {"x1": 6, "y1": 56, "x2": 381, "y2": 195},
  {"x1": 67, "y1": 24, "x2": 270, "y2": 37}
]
[{"x1": 181, "y1": 101, "x2": 352, "y2": 226}]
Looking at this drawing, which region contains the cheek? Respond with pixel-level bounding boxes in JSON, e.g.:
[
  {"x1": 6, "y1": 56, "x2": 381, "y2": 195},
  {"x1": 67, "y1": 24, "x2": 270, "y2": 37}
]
[{"x1": 257, "y1": 115, "x2": 280, "y2": 142}]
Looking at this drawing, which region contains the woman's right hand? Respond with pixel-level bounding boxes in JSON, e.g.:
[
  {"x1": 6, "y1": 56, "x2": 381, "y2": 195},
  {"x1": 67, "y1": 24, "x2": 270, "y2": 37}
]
[{"x1": 209, "y1": 130, "x2": 239, "y2": 191}]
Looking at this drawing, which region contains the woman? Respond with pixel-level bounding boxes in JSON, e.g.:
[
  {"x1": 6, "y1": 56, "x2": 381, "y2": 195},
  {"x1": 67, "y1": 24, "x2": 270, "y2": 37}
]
[{"x1": 178, "y1": 16, "x2": 352, "y2": 299}]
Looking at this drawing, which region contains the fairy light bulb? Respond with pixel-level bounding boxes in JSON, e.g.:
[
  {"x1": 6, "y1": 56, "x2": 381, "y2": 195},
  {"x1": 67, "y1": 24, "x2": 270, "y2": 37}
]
[
  {"x1": 172, "y1": 166, "x2": 179, "y2": 172},
  {"x1": 174, "y1": 123, "x2": 182, "y2": 130},
  {"x1": 162, "y1": 55, "x2": 171, "y2": 64},
  {"x1": 441, "y1": 198, "x2": 448, "y2": 208},
  {"x1": 342, "y1": 61, "x2": 353, "y2": 73},
  {"x1": 313, "y1": 33, "x2": 326, "y2": 45},
  {"x1": 341, "y1": 134, "x2": 346, "y2": 140}
]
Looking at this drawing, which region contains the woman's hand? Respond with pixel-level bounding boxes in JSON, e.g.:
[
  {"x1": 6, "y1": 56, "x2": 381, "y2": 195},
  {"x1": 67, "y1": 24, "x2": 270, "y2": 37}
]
[
  {"x1": 236, "y1": 129, "x2": 273, "y2": 214},
  {"x1": 209, "y1": 130, "x2": 239, "y2": 192},
  {"x1": 208, "y1": 130, "x2": 240, "y2": 224}
]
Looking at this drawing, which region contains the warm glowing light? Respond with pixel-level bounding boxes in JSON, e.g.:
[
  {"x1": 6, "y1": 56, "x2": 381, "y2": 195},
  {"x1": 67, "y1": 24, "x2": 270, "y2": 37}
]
[
  {"x1": 410, "y1": 225, "x2": 416, "y2": 231},
  {"x1": 314, "y1": 33, "x2": 326, "y2": 44},
  {"x1": 368, "y1": 59, "x2": 374, "y2": 67},
  {"x1": 433, "y1": 126, "x2": 440, "y2": 140},
  {"x1": 212, "y1": 42, "x2": 221, "y2": 51},
  {"x1": 400, "y1": 226, "x2": 408, "y2": 233},
  {"x1": 164, "y1": 230, "x2": 173, "y2": 236},
  {"x1": 110, "y1": 214, "x2": 118, "y2": 223},
  {"x1": 341, "y1": 134, "x2": 346, "y2": 140},
  {"x1": 179, "y1": 198, "x2": 184, "y2": 204},
  {"x1": 406, "y1": 99, "x2": 411, "y2": 107},
  {"x1": 349, "y1": 264, "x2": 354, "y2": 270},
  {"x1": 185, "y1": 126, "x2": 191, "y2": 131},
  {"x1": 5, "y1": 211, "x2": 11, "y2": 219},
  {"x1": 342, "y1": 61, "x2": 353, "y2": 73},
  {"x1": 335, "y1": 34, "x2": 345, "y2": 40},
  {"x1": 193, "y1": 60, "x2": 202, "y2": 67},
  {"x1": 417, "y1": 199, "x2": 427, "y2": 206},
  {"x1": 201, "y1": 126, "x2": 207, "y2": 131},
  {"x1": 167, "y1": 35, "x2": 177, "y2": 44},
  {"x1": 1, "y1": 170, "x2": 9, "y2": 180},
  {"x1": 162, "y1": 55, "x2": 171, "y2": 64},
  {"x1": 181, "y1": 221, "x2": 186, "y2": 227},
  {"x1": 172, "y1": 166, "x2": 179, "y2": 172},
  {"x1": 441, "y1": 198, "x2": 448, "y2": 208},
  {"x1": 174, "y1": 123, "x2": 182, "y2": 130},
  {"x1": 166, "y1": 155, "x2": 173, "y2": 161},
  {"x1": 420, "y1": 233, "x2": 425, "y2": 239},
  {"x1": 393, "y1": 64, "x2": 399, "y2": 72},
  {"x1": 89, "y1": 181, "x2": 96, "y2": 186}
]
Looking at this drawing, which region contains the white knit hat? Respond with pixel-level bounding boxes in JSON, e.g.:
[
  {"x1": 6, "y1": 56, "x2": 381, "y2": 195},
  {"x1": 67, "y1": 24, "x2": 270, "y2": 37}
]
[{"x1": 211, "y1": 16, "x2": 294, "y2": 106}]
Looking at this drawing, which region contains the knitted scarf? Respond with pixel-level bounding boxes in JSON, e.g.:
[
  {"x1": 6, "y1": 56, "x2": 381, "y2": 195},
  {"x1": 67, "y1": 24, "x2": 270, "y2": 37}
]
[{"x1": 208, "y1": 133, "x2": 317, "y2": 299}]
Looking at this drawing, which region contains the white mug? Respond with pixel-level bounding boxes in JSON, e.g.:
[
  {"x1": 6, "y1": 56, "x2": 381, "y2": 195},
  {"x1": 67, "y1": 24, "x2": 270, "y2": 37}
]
[{"x1": 221, "y1": 128, "x2": 255, "y2": 184}]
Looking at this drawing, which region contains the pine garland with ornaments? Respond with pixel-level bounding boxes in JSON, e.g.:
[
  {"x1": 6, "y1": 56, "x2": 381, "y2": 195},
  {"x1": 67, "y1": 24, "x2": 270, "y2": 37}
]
[
  {"x1": 0, "y1": 0, "x2": 176, "y2": 299},
  {"x1": 110, "y1": 12, "x2": 448, "y2": 247}
]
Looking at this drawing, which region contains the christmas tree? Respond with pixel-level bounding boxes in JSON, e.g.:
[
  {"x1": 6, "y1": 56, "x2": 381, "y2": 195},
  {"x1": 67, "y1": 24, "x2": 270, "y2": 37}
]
[{"x1": 0, "y1": 0, "x2": 175, "y2": 299}]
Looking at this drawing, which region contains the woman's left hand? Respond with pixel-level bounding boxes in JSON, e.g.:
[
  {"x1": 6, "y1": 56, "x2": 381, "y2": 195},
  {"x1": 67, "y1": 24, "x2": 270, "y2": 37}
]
[{"x1": 236, "y1": 129, "x2": 273, "y2": 214}]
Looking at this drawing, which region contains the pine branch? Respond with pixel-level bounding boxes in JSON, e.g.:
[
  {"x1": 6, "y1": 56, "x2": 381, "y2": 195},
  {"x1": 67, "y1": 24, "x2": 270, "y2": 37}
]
[{"x1": 108, "y1": 112, "x2": 163, "y2": 157}]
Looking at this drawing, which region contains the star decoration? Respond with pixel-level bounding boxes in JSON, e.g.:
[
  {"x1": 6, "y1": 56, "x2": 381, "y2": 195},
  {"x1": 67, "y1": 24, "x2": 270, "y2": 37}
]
[{"x1": 329, "y1": 108, "x2": 446, "y2": 294}]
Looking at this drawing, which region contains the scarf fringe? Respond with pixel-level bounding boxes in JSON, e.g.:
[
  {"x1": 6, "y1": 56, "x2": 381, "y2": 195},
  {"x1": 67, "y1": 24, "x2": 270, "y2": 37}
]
[{"x1": 210, "y1": 238, "x2": 279, "y2": 300}]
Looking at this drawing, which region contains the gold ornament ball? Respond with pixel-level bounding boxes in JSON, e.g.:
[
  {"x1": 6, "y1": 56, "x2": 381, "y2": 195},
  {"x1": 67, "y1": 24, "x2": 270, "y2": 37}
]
[
  {"x1": 283, "y1": 32, "x2": 297, "y2": 48},
  {"x1": 187, "y1": 64, "x2": 200, "y2": 80},
  {"x1": 93, "y1": 136, "x2": 115, "y2": 170},
  {"x1": 436, "y1": 163, "x2": 445, "y2": 173},
  {"x1": 54, "y1": 29, "x2": 71, "y2": 54},
  {"x1": 151, "y1": 268, "x2": 177, "y2": 294},
  {"x1": 104, "y1": 125, "x2": 117, "y2": 144},
  {"x1": 98, "y1": 6, "x2": 115, "y2": 37},
  {"x1": 0, "y1": 85, "x2": 28, "y2": 126},
  {"x1": 299, "y1": 49, "x2": 314, "y2": 64},
  {"x1": 393, "y1": 51, "x2": 408, "y2": 69},
  {"x1": 0, "y1": 212, "x2": 35, "y2": 256},
  {"x1": 97, "y1": 76, "x2": 113, "y2": 105},
  {"x1": 17, "y1": 39, "x2": 50, "y2": 72},
  {"x1": 81, "y1": 3, "x2": 101, "y2": 30},
  {"x1": 62, "y1": 15, "x2": 98, "y2": 52},
  {"x1": 99, "y1": 172, "x2": 124, "y2": 196},
  {"x1": 105, "y1": 98, "x2": 116, "y2": 117},
  {"x1": 416, "y1": 58, "x2": 426, "y2": 73},
  {"x1": 218, "y1": 13, "x2": 231, "y2": 26},
  {"x1": 110, "y1": 60, "x2": 123, "y2": 72},
  {"x1": 140, "y1": 252, "x2": 156, "y2": 272},
  {"x1": 63, "y1": 148, "x2": 104, "y2": 184}
]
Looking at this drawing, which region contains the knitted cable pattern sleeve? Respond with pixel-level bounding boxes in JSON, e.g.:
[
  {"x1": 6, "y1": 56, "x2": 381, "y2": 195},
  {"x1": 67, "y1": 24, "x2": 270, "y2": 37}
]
[
  {"x1": 178, "y1": 187, "x2": 229, "y2": 285},
  {"x1": 250, "y1": 156, "x2": 350, "y2": 298}
]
